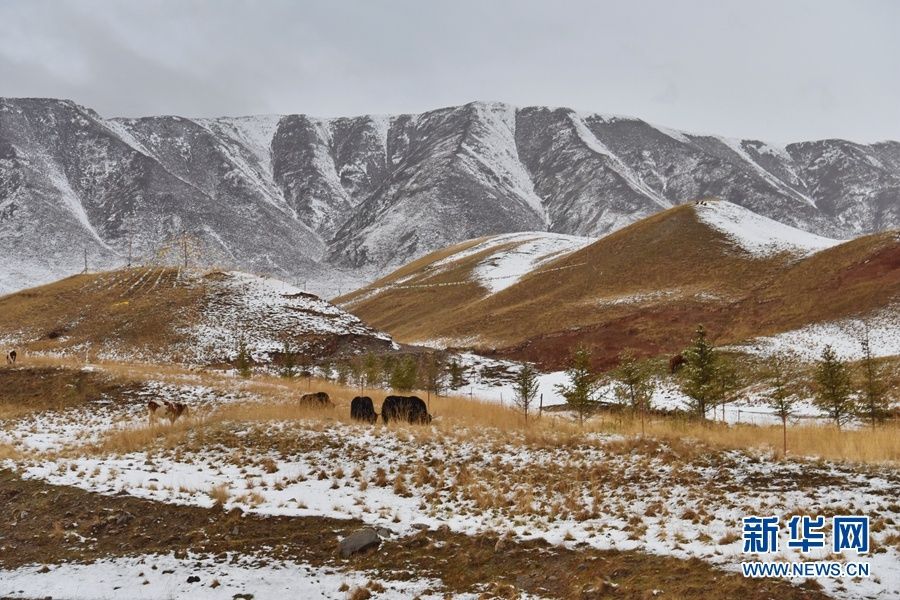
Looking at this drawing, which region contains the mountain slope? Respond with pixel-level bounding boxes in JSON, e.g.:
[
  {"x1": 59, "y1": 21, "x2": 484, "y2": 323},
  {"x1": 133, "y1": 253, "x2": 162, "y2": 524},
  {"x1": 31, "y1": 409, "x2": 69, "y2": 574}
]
[
  {"x1": 2, "y1": 97, "x2": 899, "y2": 296},
  {"x1": 0, "y1": 268, "x2": 396, "y2": 365},
  {"x1": 340, "y1": 200, "x2": 900, "y2": 369}
]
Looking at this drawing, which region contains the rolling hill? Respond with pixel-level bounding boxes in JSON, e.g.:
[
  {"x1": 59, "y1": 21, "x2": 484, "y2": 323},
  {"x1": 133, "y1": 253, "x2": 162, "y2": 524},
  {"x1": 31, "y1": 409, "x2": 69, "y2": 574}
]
[
  {"x1": 338, "y1": 200, "x2": 900, "y2": 369},
  {"x1": 0, "y1": 268, "x2": 396, "y2": 366}
]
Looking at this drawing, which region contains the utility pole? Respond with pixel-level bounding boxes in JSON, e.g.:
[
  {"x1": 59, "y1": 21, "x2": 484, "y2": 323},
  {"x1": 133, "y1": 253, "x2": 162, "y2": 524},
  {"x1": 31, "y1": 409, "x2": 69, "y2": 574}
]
[
  {"x1": 82, "y1": 247, "x2": 88, "y2": 273},
  {"x1": 181, "y1": 231, "x2": 189, "y2": 269}
]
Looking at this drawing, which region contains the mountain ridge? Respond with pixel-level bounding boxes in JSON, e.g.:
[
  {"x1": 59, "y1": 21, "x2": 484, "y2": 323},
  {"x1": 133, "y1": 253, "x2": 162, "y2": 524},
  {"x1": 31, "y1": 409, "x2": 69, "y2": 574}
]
[{"x1": 2, "y1": 96, "x2": 899, "y2": 296}]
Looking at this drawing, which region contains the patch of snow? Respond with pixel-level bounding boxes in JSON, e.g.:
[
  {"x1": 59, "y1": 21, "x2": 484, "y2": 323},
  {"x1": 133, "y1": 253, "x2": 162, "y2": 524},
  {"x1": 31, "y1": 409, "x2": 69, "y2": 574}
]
[
  {"x1": 0, "y1": 554, "x2": 452, "y2": 600},
  {"x1": 471, "y1": 232, "x2": 593, "y2": 293},
  {"x1": 42, "y1": 159, "x2": 112, "y2": 250},
  {"x1": 695, "y1": 200, "x2": 842, "y2": 257},
  {"x1": 737, "y1": 308, "x2": 900, "y2": 361},
  {"x1": 187, "y1": 271, "x2": 396, "y2": 362},
  {"x1": 460, "y1": 102, "x2": 548, "y2": 224}
]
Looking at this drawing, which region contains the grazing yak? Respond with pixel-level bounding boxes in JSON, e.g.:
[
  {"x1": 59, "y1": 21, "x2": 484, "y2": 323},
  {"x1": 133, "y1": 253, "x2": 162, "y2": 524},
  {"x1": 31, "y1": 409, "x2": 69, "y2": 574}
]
[
  {"x1": 5, "y1": 350, "x2": 16, "y2": 365},
  {"x1": 351, "y1": 396, "x2": 378, "y2": 424},
  {"x1": 299, "y1": 391, "x2": 334, "y2": 409},
  {"x1": 147, "y1": 400, "x2": 188, "y2": 425},
  {"x1": 669, "y1": 353, "x2": 686, "y2": 374},
  {"x1": 381, "y1": 395, "x2": 432, "y2": 425}
]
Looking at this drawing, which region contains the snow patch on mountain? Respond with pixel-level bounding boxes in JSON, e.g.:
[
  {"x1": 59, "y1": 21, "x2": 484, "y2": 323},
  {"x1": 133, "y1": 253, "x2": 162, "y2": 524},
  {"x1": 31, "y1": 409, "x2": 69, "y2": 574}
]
[
  {"x1": 717, "y1": 137, "x2": 817, "y2": 207},
  {"x1": 569, "y1": 112, "x2": 671, "y2": 209},
  {"x1": 470, "y1": 232, "x2": 593, "y2": 293},
  {"x1": 459, "y1": 102, "x2": 548, "y2": 223},
  {"x1": 43, "y1": 159, "x2": 111, "y2": 249},
  {"x1": 695, "y1": 200, "x2": 842, "y2": 257}
]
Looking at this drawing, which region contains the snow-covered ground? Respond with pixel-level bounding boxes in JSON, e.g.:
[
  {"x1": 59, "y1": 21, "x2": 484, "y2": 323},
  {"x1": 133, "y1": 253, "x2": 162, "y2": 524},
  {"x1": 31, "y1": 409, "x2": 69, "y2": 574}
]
[
  {"x1": 736, "y1": 307, "x2": 900, "y2": 361},
  {"x1": 0, "y1": 553, "x2": 468, "y2": 600},
  {"x1": 188, "y1": 271, "x2": 397, "y2": 362},
  {"x1": 0, "y1": 380, "x2": 248, "y2": 453},
  {"x1": 2, "y1": 395, "x2": 897, "y2": 600},
  {"x1": 695, "y1": 200, "x2": 842, "y2": 257}
]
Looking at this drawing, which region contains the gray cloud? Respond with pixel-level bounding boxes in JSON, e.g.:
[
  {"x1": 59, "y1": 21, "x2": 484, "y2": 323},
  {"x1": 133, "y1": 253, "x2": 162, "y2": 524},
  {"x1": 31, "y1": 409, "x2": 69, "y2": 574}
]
[{"x1": 0, "y1": 0, "x2": 897, "y2": 142}]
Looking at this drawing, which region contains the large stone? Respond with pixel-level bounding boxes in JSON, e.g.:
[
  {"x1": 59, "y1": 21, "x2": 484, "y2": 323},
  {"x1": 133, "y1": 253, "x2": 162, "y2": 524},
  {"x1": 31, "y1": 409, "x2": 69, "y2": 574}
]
[{"x1": 339, "y1": 527, "x2": 381, "y2": 558}]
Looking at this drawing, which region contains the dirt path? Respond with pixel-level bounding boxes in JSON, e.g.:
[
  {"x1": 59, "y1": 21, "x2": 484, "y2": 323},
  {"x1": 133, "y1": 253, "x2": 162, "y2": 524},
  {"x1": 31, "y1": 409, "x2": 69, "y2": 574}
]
[{"x1": 0, "y1": 470, "x2": 831, "y2": 600}]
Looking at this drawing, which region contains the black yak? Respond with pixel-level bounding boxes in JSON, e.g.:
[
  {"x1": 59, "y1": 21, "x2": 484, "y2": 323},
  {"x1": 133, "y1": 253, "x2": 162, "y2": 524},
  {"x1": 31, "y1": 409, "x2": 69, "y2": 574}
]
[
  {"x1": 350, "y1": 396, "x2": 377, "y2": 424},
  {"x1": 381, "y1": 395, "x2": 431, "y2": 425},
  {"x1": 299, "y1": 391, "x2": 333, "y2": 408}
]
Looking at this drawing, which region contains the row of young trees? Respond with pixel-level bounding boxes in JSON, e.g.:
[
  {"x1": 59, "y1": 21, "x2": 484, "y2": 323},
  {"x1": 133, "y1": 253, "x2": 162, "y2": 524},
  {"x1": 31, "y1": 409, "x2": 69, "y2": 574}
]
[
  {"x1": 509, "y1": 324, "x2": 894, "y2": 443},
  {"x1": 277, "y1": 344, "x2": 455, "y2": 404}
]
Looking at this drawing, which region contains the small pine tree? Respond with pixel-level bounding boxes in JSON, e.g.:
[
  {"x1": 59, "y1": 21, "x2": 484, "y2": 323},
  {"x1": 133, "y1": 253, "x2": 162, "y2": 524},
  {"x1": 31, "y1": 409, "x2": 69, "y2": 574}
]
[
  {"x1": 348, "y1": 355, "x2": 366, "y2": 393},
  {"x1": 814, "y1": 345, "x2": 855, "y2": 430},
  {"x1": 363, "y1": 352, "x2": 381, "y2": 392},
  {"x1": 614, "y1": 351, "x2": 653, "y2": 435},
  {"x1": 857, "y1": 326, "x2": 890, "y2": 429},
  {"x1": 513, "y1": 362, "x2": 540, "y2": 424},
  {"x1": 679, "y1": 325, "x2": 733, "y2": 420},
  {"x1": 448, "y1": 358, "x2": 467, "y2": 390},
  {"x1": 235, "y1": 338, "x2": 252, "y2": 379},
  {"x1": 764, "y1": 354, "x2": 799, "y2": 457},
  {"x1": 336, "y1": 362, "x2": 351, "y2": 386},
  {"x1": 380, "y1": 355, "x2": 396, "y2": 388},
  {"x1": 390, "y1": 355, "x2": 418, "y2": 392},
  {"x1": 421, "y1": 352, "x2": 447, "y2": 405},
  {"x1": 280, "y1": 339, "x2": 296, "y2": 379},
  {"x1": 321, "y1": 360, "x2": 333, "y2": 382},
  {"x1": 554, "y1": 346, "x2": 600, "y2": 426}
]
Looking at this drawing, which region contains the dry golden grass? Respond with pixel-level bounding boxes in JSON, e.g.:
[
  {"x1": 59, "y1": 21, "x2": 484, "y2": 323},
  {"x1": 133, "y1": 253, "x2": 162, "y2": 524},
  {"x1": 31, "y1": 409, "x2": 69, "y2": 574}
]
[
  {"x1": 0, "y1": 267, "x2": 204, "y2": 359},
  {"x1": 606, "y1": 416, "x2": 900, "y2": 464},
  {"x1": 14, "y1": 355, "x2": 897, "y2": 464},
  {"x1": 0, "y1": 443, "x2": 22, "y2": 461}
]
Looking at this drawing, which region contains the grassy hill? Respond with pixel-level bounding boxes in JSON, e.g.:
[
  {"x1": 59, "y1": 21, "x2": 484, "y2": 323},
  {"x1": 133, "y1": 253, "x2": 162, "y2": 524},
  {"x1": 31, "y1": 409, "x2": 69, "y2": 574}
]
[
  {"x1": 0, "y1": 268, "x2": 395, "y2": 366},
  {"x1": 339, "y1": 201, "x2": 900, "y2": 369}
]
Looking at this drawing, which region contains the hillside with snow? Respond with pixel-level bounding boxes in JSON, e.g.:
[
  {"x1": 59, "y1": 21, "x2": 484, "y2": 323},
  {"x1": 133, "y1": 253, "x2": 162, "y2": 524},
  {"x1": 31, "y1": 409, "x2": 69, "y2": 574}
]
[
  {"x1": 343, "y1": 202, "x2": 900, "y2": 370},
  {"x1": 2, "y1": 97, "x2": 900, "y2": 297},
  {"x1": 694, "y1": 200, "x2": 842, "y2": 257},
  {"x1": 0, "y1": 268, "x2": 397, "y2": 366}
]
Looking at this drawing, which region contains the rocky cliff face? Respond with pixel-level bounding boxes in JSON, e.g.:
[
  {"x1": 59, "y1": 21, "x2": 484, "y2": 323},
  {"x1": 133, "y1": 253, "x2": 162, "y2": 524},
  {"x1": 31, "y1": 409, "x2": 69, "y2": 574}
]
[{"x1": 1, "y1": 97, "x2": 897, "y2": 295}]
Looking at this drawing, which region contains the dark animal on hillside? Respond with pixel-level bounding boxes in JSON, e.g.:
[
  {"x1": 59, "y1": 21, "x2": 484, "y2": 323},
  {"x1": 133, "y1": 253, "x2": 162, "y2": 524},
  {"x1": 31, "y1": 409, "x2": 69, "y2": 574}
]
[
  {"x1": 381, "y1": 395, "x2": 431, "y2": 425},
  {"x1": 350, "y1": 396, "x2": 377, "y2": 424},
  {"x1": 163, "y1": 401, "x2": 188, "y2": 424},
  {"x1": 669, "y1": 353, "x2": 686, "y2": 374},
  {"x1": 299, "y1": 391, "x2": 333, "y2": 409},
  {"x1": 5, "y1": 350, "x2": 16, "y2": 365}
]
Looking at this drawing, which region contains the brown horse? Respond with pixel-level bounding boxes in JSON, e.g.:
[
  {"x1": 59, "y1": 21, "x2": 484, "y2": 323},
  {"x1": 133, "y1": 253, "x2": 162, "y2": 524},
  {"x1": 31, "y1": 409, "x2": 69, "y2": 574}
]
[
  {"x1": 668, "y1": 353, "x2": 686, "y2": 374},
  {"x1": 147, "y1": 400, "x2": 188, "y2": 424}
]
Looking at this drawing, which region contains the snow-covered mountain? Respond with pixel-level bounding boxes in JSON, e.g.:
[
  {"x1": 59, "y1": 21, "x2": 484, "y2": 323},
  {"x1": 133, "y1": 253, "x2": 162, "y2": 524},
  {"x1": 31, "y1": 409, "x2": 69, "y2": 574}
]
[{"x1": 2, "y1": 97, "x2": 899, "y2": 296}]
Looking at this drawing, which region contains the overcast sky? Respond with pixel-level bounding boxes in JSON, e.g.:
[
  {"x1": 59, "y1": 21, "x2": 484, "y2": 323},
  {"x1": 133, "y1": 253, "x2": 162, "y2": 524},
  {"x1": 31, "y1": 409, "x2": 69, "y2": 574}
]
[{"x1": 1, "y1": 0, "x2": 897, "y2": 143}]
